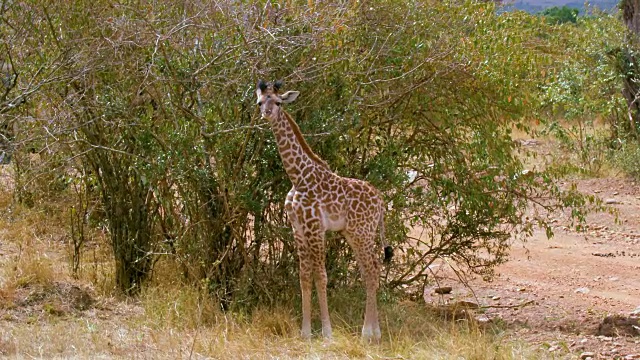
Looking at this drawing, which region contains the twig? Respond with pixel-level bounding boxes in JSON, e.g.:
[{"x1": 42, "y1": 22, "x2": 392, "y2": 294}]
[
  {"x1": 188, "y1": 327, "x2": 199, "y2": 360},
  {"x1": 479, "y1": 300, "x2": 535, "y2": 310}
]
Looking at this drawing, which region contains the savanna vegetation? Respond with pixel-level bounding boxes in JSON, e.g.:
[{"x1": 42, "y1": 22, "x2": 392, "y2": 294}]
[{"x1": 0, "y1": 0, "x2": 635, "y2": 357}]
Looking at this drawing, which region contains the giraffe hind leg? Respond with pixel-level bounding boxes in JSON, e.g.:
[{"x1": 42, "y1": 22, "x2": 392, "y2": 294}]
[{"x1": 344, "y1": 231, "x2": 382, "y2": 342}]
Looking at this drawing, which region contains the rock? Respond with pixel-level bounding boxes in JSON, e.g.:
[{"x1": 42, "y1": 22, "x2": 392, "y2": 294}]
[
  {"x1": 605, "y1": 198, "x2": 620, "y2": 204},
  {"x1": 520, "y1": 139, "x2": 540, "y2": 146},
  {"x1": 475, "y1": 314, "x2": 491, "y2": 324},
  {"x1": 575, "y1": 287, "x2": 590, "y2": 294},
  {"x1": 434, "y1": 287, "x2": 452, "y2": 295},
  {"x1": 597, "y1": 315, "x2": 640, "y2": 337},
  {"x1": 592, "y1": 252, "x2": 615, "y2": 258},
  {"x1": 517, "y1": 287, "x2": 526, "y2": 292},
  {"x1": 625, "y1": 354, "x2": 640, "y2": 359},
  {"x1": 580, "y1": 352, "x2": 595, "y2": 359},
  {"x1": 491, "y1": 296, "x2": 501, "y2": 301},
  {"x1": 631, "y1": 306, "x2": 640, "y2": 317},
  {"x1": 614, "y1": 191, "x2": 619, "y2": 195},
  {"x1": 451, "y1": 300, "x2": 479, "y2": 309},
  {"x1": 406, "y1": 170, "x2": 418, "y2": 183}
]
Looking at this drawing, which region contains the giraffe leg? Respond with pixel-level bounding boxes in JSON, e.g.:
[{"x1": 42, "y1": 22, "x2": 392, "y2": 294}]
[
  {"x1": 287, "y1": 196, "x2": 314, "y2": 339},
  {"x1": 294, "y1": 228, "x2": 313, "y2": 339},
  {"x1": 364, "y1": 276, "x2": 381, "y2": 342},
  {"x1": 299, "y1": 254, "x2": 313, "y2": 339},
  {"x1": 347, "y1": 234, "x2": 381, "y2": 343},
  {"x1": 310, "y1": 239, "x2": 332, "y2": 339}
]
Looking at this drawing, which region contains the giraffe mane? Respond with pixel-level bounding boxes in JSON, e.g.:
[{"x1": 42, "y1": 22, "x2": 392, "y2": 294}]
[{"x1": 281, "y1": 110, "x2": 331, "y2": 170}]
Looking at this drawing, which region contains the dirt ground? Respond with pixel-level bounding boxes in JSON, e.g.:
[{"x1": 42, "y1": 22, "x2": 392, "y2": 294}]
[{"x1": 426, "y1": 176, "x2": 640, "y2": 359}]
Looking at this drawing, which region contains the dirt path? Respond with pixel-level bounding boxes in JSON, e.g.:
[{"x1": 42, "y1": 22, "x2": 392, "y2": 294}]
[{"x1": 428, "y1": 177, "x2": 640, "y2": 358}]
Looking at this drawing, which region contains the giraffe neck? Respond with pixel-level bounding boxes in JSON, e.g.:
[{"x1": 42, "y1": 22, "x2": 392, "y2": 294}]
[{"x1": 270, "y1": 110, "x2": 331, "y2": 190}]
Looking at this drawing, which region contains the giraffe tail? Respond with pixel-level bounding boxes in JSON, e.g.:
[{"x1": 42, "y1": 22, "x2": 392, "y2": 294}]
[{"x1": 379, "y1": 210, "x2": 393, "y2": 264}]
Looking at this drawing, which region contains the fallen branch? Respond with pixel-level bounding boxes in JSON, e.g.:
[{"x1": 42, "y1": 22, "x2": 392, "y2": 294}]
[{"x1": 479, "y1": 300, "x2": 535, "y2": 310}]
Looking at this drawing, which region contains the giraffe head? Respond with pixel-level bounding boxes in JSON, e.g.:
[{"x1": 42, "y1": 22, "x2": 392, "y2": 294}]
[{"x1": 256, "y1": 80, "x2": 299, "y2": 121}]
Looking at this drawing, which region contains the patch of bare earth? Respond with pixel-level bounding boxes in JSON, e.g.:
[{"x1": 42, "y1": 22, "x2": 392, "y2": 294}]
[
  {"x1": 1, "y1": 281, "x2": 94, "y2": 321},
  {"x1": 426, "y1": 176, "x2": 640, "y2": 359}
]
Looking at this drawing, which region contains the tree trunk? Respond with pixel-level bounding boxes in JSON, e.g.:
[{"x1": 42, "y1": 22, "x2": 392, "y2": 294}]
[{"x1": 621, "y1": 0, "x2": 640, "y2": 136}]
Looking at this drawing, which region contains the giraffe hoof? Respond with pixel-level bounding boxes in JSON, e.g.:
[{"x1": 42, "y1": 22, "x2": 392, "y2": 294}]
[
  {"x1": 301, "y1": 328, "x2": 312, "y2": 340},
  {"x1": 361, "y1": 326, "x2": 381, "y2": 344}
]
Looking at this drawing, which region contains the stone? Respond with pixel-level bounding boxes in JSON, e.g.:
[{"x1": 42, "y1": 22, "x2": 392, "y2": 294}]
[
  {"x1": 597, "y1": 315, "x2": 640, "y2": 337},
  {"x1": 575, "y1": 287, "x2": 590, "y2": 294},
  {"x1": 452, "y1": 300, "x2": 479, "y2": 309},
  {"x1": 580, "y1": 352, "x2": 595, "y2": 359},
  {"x1": 434, "y1": 287, "x2": 452, "y2": 295}
]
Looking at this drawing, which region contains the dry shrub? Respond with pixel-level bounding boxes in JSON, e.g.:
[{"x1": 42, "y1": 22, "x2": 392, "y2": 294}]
[
  {"x1": 139, "y1": 282, "x2": 221, "y2": 330},
  {"x1": 0, "y1": 204, "x2": 66, "y2": 291},
  {"x1": 0, "y1": 336, "x2": 16, "y2": 357},
  {"x1": 2, "y1": 0, "x2": 602, "y2": 310},
  {"x1": 250, "y1": 306, "x2": 298, "y2": 338},
  {"x1": 9, "y1": 249, "x2": 56, "y2": 288}
]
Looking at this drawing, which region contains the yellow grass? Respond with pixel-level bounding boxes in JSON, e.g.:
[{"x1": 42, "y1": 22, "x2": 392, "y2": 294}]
[{"x1": 0, "y1": 188, "x2": 554, "y2": 359}]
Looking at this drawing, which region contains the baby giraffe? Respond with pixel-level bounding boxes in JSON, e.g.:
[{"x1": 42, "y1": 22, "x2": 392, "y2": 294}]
[{"x1": 256, "y1": 80, "x2": 392, "y2": 342}]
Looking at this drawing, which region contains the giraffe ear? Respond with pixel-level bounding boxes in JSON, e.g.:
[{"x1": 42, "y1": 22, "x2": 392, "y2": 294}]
[
  {"x1": 256, "y1": 80, "x2": 266, "y2": 100},
  {"x1": 280, "y1": 91, "x2": 299, "y2": 104}
]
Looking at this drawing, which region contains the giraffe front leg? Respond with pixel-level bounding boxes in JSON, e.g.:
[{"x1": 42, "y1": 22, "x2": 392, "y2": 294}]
[
  {"x1": 287, "y1": 194, "x2": 314, "y2": 339},
  {"x1": 310, "y1": 239, "x2": 332, "y2": 339},
  {"x1": 299, "y1": 258, "x2": 313, "y2": 339},
  {"x1": 295, "y1": 232, "x2": 313, "y2": 339}
]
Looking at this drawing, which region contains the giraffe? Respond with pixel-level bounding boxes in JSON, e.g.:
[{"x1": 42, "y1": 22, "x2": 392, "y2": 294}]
[{"x1": 255, "y1": 80, "x2": 393, "y2": 342}]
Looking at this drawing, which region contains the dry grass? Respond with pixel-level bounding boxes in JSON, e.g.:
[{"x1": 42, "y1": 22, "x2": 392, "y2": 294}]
[
  {"x1": 0, "y1": 294, "x2": 549, "y2": 359},
  {"x1": 0, "y1": 187, "x2": 556, "y2": 359}
]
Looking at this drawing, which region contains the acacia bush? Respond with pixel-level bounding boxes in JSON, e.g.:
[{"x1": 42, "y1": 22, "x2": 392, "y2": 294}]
[
  {"x1": 1, "y1": 0, "x2": 601, "y2": 304},
  {"x1": 535, "y1": 8, "x2": 627, "y2": 175}
]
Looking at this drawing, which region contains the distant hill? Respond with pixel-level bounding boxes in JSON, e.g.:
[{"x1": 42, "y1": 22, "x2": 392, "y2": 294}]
[{"x1": 503, "y1": 0, "x2": 619, "y2": 13}]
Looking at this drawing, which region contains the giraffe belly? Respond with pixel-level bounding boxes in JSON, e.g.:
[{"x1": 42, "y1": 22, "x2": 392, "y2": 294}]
[{"x1": 322, "y1": 210, "x2": 346, "y2": 232}]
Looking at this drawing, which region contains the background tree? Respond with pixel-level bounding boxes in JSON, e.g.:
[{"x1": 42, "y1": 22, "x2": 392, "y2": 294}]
[
  {"x1": 619, "y1": 0, "x2": 640, "y2": 137},
  {"x1": 539, "y1": 6, "x2": 580, "y2": 24}
]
